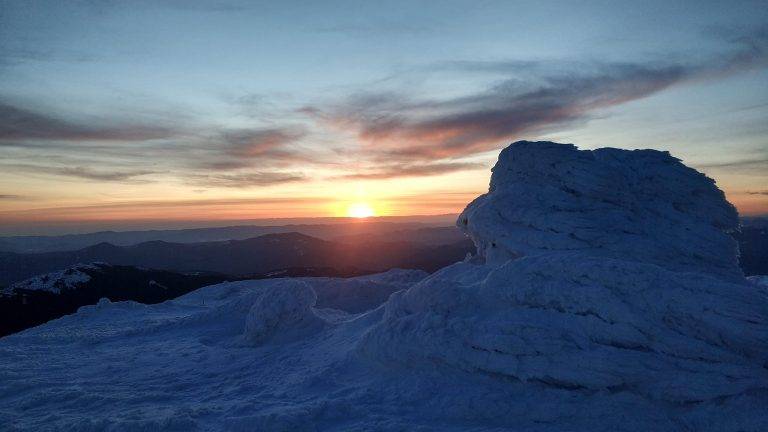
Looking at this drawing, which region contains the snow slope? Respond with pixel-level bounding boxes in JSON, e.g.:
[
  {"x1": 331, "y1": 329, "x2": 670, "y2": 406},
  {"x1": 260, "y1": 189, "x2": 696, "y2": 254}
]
[{"x1": 1, "y1": 141, "x2": 766, "y2": 431}]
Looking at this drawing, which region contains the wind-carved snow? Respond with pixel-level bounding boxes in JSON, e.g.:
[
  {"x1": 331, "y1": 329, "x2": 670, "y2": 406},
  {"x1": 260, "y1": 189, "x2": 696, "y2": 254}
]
[
  {"x1": 457, "y1": 141, "x2": 742, "y2": 279},
  {"x1": 1, "y1": 141, "x2": 766, "y2": 431}
]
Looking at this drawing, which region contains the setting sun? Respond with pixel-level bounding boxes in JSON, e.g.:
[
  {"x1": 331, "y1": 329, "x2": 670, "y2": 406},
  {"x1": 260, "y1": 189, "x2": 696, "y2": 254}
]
[{"x1": 347, "y1": 203, "x2": 376, "y2": 218}]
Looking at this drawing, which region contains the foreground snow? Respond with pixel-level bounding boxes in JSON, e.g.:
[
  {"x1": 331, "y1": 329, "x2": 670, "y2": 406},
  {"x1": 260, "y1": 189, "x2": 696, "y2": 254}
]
[{"x1": 1, "y1": 141, "x2": 766, "y2": 431}]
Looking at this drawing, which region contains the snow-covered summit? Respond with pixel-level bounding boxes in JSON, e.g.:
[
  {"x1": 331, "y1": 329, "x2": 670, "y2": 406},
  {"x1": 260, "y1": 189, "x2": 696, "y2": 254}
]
[
  {"x1": 1, "y1": 263, "x2": 108, "y2": 296},
  {"x1": 458, "y1": 141, "x2": 741, "y2": 279}
]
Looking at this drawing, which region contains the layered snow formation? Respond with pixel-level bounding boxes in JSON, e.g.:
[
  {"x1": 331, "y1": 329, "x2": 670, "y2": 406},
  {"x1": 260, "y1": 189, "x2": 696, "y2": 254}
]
[
  {"x1": 1, "y1": 141, "x2": 766, "y2": 431},
  {"x1": 458, "y1": 141, "x2": 742, "y2": 279},
  {"x1": 1, "y1": 263, "x2": 106, "y2": 295}
]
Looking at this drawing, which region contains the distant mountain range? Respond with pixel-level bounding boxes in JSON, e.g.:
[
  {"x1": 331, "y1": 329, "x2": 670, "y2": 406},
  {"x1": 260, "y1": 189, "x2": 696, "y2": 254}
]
[
  {"x1": 0, "y1": 220, "x2": 460, "y2": 254},
  {"x1": 0, "y1": 231, "x2": 474, "y2": 287},
  {"x1": 0, "y1": 219, "x2": 765, "y2": 287}
]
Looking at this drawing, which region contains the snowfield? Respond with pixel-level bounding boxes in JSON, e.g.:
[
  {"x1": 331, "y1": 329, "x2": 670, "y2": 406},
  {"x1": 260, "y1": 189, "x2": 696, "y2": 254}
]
[{"x1": 1, "y1": 141, "x2": 766, "y2": 431}]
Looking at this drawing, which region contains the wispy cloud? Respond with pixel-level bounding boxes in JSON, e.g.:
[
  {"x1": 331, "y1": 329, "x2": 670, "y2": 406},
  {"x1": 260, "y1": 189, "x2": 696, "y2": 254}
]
[
  {"x1": 339, "y1": 161, "x2": 484, "y2": 180},
  {"x1": 0, "y1": 194, "x2": 22, "y2": 200},
  {"x1": 188, "y1": 171, "x2": 305, "y2": 188},
  {"x1": 0, "y1": 102, "x2": 315, "y2": 185},
  {"x1": 304, "y1": 27, "x2": 768, "y2": 163},
  {"x1": 315, "y1": 22, "x2": 432, "y2": 36},
  {"x1": 52, "y1": 167, "x2": 159, "y2": 182},
  {"x1": 698, "y1": 157, "x2": 768, "y2": 172},
  {"x1": 747, "y1": 190, "x2": 768, "y2": 196},
  {"x1": 197, "y1": 127, "x2": 308, "y2": 170},
  {"x1": 2, "y1": 163, "x2": 159, "y2": 183},
  {"x1": 0, "y1": 46, "x2": 98, "y2": 70},
  {"x1": 0, "y1": 102, "x2": 176, "y2": 141}
]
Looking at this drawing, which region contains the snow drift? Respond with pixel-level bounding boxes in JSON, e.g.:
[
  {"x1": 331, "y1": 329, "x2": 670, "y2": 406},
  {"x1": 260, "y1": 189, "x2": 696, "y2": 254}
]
[{"x1": 1, "y1": 141, "x2": 766, "y2": 431}]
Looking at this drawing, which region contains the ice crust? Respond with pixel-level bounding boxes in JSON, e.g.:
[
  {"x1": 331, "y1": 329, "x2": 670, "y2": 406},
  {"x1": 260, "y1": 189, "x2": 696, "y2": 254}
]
[{"x1": 1, "y1": 141, "x2": 766, "y2": 431}]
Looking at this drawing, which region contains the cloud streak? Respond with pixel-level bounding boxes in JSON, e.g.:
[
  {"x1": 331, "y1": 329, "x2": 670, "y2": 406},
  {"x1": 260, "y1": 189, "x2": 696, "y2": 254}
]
[
  {"x1": 0, "y1": 104, "x2": 316, "y2": 186},
  {"x1": 0, "y1": 102, "x2": 176, "y2": 142},
  {"x1": 1, "y1": 163, "x2": 159, "y2": 182},
  {"x1": 339, "y1": 161, "x2": 484, "y2": 180},
  {"x1": 305, "y1": 28, "x2": 768, "y2": 162},
  {"x1": 197, "y1": 127, "x2": 309, "y2": 170},
  {"x1": 188, "y1": 171, "x2": 305, "y2": 188},
  {"x1": 698, "y1": 157, "x2": 768, "y2": 173}
]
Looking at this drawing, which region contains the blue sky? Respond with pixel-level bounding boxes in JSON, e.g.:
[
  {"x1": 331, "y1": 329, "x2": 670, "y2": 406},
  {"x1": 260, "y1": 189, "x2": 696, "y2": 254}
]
[{"x1": 0, "y1": 0, "x2": 767, "y2": 234}]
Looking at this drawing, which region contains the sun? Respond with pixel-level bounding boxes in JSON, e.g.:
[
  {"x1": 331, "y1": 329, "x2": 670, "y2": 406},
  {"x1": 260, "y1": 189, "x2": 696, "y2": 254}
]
[{"x1": 347, "y1": 202, "x2": 375, "y2": 218}]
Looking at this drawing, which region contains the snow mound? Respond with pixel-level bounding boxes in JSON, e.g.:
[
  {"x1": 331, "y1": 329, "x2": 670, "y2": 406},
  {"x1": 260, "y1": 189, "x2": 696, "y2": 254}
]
[
  {"x1": 243, "y1": 280, "x2": 325, "y2": 344},
  {"x1": 308, "y1": 268, "x2": 429, "y2": 313},
  {"x1": 2, "y1": 263, "x2": 107, "y2": 295},
  {"x1": 458, "y1": 141, "x2": 741, "y2": 279}
]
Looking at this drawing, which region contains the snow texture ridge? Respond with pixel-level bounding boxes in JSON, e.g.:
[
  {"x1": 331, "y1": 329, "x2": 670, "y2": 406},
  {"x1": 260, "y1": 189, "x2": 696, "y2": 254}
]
[{"x1": 1, "y1": 141, "x2": 765, "y2": 431}]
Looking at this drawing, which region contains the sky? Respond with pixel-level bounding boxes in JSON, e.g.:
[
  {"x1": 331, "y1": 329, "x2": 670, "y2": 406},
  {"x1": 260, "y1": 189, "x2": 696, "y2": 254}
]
[{"x1": 0, "y1": 0, "x2": 767, "y2": 235}]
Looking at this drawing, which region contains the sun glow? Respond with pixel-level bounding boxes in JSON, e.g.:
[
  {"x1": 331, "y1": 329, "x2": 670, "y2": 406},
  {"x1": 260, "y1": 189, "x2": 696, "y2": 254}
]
[{"x1": 347, "y1": 202, "x2": 376, "y2": 218}]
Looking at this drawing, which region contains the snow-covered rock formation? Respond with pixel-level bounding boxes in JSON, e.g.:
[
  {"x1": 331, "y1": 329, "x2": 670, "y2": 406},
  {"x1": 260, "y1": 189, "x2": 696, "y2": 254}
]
[
  {"x1": 359, "y1": 142, "x2": 767, "y2": 417},
  {"x1": 1, "y1": 141, "x2": 765, "y2": 431},
  {"x1": 457, "y1": 141, "x2": 742, "y2": 279}
]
